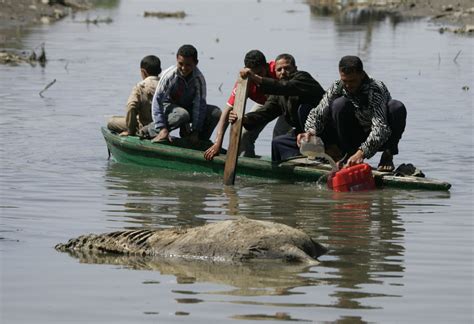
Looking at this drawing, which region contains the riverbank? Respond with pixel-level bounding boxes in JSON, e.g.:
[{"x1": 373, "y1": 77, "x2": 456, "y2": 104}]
[
  {"x1": 0, "y1": 0, "x2": 91, "y2": 28},
  {"x1": 1, "y1": 0, "x2": 473, "y2": 40},
  {"x1": 0, "y1": 0, "x2": 92, "y2": 45},
  {"x1": 308, "y1": 0, "x2": 474, "y2": 34},
  {"x1": 391, "y1": 0, "x2": 474, "y2": 33}
]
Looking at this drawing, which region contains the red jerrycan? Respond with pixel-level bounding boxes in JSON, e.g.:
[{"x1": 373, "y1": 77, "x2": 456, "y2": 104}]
[{"x1": 327, "y1": 163, "x2": 376, "y2": 192}]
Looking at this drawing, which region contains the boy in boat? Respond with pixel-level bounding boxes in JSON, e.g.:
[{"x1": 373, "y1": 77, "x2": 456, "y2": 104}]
[
  {"x1": 297, "y1": 55, "x2": 407, "y2": 171},
  {"x1": 228, "y1": 53, "x2": 326, "y2": 162},
  {"x1": 107, "y1": 55, "x2": 161, "y2": 136},
  {"x1": 204, "y1": 50, "x2": 288, "y2": 160},
  {"x1": 142, "y1": 44, "x2": 221, "y2": 144}
]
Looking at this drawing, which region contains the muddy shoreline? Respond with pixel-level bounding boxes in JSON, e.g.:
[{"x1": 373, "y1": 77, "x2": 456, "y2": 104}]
[
  {"x1": 0, "y1": 0, "x2": 92, "y2": 29},
  {"x1": 0, "y1": 0, "x2": 472, "y2": 44},
  {"x1": 308, "y1": 0, "x2": 474, "y2": 34},
  {"x1": 2, "y1": 0, "x2": 473, "y2": 34},
  {"x1": 0, "y1": 0, "x2": 92, "y2": 46},
  {"x1": 385, "y1": 0, "x2": 474, "y2": 28}
]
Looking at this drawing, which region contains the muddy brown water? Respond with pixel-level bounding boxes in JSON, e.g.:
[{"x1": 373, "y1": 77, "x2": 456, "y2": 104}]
[{"x1": 1, "y1": 0, "x2": 473, "y2": 323}]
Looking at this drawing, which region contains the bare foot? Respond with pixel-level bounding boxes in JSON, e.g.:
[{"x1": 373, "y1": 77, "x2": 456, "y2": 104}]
[
  {"x1": 119, "y1": 131, "x2": 129, "y2": 136},
  {"x1": 151, "y1": 136, "x2": 168, "y2": 143},
  {"x1": 377, "y1": 150, "x2": 395, "y2": 172}
]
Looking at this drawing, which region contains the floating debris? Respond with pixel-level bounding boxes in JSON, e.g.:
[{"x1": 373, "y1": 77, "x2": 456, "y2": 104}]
[
  {"x1": 0, "y1": 51, "x2": 30, "y2": 65},
  {"x1": 439, "y1": 25, "x2": 474, "y2": 34},
  {"x1": 37, "y1": 44, "x2": 47, "y2": 66},
  {"x1": 453, "y1": 50, "x2": 462, "y2": 63},
  {"x1": 77, "y1": 17, "x2": 113, "y2": 24},
  {"x1": 143, "y1": 11, "x2": 186, "y2": 19},
  {"x1": 0, "y1": 44, "x2": 47, "y2": 67},
  {"x1": 455, "y1": 24, "x2": 474, "y2": 33},
  {"x1": 39, "y1": 79, "x2": 57, "y2": 98}
]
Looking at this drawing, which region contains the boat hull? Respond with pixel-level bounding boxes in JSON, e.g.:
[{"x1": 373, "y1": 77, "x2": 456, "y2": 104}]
[{"x1": 101, "y1": 127, "x2": 451, "y2": 191}]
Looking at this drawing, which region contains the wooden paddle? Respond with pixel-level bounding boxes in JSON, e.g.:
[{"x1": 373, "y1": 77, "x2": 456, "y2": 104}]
[{"x1": 223, "y1": 77, "x2": 249, "y2": 185}]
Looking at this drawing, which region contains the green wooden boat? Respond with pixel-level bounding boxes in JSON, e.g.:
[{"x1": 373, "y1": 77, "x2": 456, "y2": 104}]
[{"x1": 101, "y1": 127, "x2": 451, "y2": 191}]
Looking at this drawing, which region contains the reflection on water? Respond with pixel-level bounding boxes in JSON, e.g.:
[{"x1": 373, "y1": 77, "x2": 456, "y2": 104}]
[
  {"x1": 104, "y1": 162, "x2": 224, "y2": 227},
  {"x1": 62, "y1": 249, "x2": 321, "y2": 297},
  {"x1": 1, "y1": 0, "x2": 472, "y2": 322},
  {"x1": 320, "y1": 193, "x2": 405, "y2": 310},
  {"x1": 309, "y1": 0, "x2": 405, "y2": 57},
  {"x1": 100, "y1": 161, "x2": 413, "y2": 311},
  {"x1": 308, "y1": 0, "x2": 404, "y2": 24}
]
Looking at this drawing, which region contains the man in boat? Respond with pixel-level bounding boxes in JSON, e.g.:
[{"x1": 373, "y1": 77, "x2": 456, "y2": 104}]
[
  {"x1": 107, "y1": 55, "x2": 161, "y2": 136},
  {"x1": 204, "y1": 50, "x2": 287, "y2": 160},
  {"x1": 142, "y1": 44, "x2": 221, "y2": 144},
  {"x1": 228, "y1": 53, "x2": 326, "y2": 161},
  {"x1": 297, "y1": 55, "x2": 407, "y2": 171}
]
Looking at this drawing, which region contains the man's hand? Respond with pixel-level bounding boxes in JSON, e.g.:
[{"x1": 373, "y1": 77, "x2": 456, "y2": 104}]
[
  {"x1": 228, "y1": 110, "x2": 238, "y2": 124},
  {"x1": 239, "y1": 67, "x2": 262, "y2": 84},
  {"x1": 345, "y1": 149, "x2": 365, "y2": 167},
  {"x1": 151, "y1": 128, "x2": 171, "y2": 143},
  {"x1": 229, "y1": 110, "x2": 248, "y2": 125},
  {"x1": 239, "y1": 67, "x2": 252, "y2": 79},
  {"x1": 296, "y1": 132, "x2": 313, "y2": 147},
  {"x1": 204, "y1": 142, "x2": 221, "y2": 161}
]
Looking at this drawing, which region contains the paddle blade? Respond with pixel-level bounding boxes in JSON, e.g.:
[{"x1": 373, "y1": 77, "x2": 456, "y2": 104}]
[{"x1": 223, "y1": 77, "x2": 249, "y2": 185}]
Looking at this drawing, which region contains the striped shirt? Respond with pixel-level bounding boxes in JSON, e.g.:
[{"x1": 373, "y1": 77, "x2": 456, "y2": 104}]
[
  {"x1": 305, "y1": 74, "x2": 392, "y2": 159},
  {"x1": 152, "y1": 65, "x2": 207, "y2": 132}
]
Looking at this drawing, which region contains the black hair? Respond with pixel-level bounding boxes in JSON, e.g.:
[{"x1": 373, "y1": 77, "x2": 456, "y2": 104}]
[
  {"x1": 275, "y1": 53, "x2": 296, "y2": 67},
  {"x1": 244, "y1": 50, "x2": 267, "y2": 69},
  {"x1": 338, "y1": 55, "x2": 364, "y2": 74},
  {"x1": 140, "y1": 55, "x2": 161, "y2": 76},
  {"x1": 177, "y1": 44, "x2": 198, "y2": 62}
]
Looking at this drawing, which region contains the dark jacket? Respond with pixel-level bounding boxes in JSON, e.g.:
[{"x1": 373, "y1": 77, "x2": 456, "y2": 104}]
[{"x1": 243, "y1": 70, "x2": 325, "y2": 133}]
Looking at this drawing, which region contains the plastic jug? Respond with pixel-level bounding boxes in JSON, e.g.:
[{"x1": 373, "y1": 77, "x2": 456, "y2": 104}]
[
  {"x1": 299, "y1": 136, "x2": 375, "y2": 192},
  {"x1": 327, "y1": 163, "x2": 376, "y2": 192},
  {"x1": 300, "y1": 136, "x2": 338, "y2": 170}
]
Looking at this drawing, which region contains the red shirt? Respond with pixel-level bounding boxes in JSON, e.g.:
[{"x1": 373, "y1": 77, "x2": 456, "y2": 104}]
[{"x1": 226, "y1": 61, "x2": 276, "y2": 107}]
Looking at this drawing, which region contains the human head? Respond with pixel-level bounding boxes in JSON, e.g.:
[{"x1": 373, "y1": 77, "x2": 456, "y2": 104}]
[
  {"x1": 274, "y1": 53, "x2": 297, "y2": 80},
  {"x1": 244, "y1": 50, "x2": 268, "y2": 76},
  {"x1": 176, "y1": 44, "x2": 198, "y2": 77},
  {"x1": 140, "y1": 55, "x2": 161, "y2": 79},
  {"x1": 338, "y1": 55, "x2": 365, "y2": 94}
]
